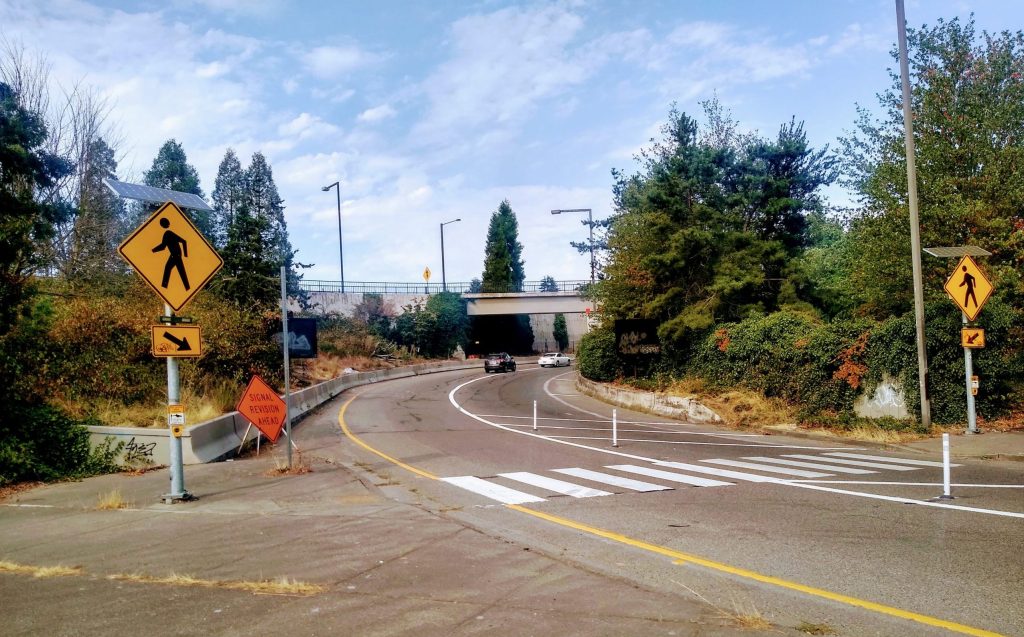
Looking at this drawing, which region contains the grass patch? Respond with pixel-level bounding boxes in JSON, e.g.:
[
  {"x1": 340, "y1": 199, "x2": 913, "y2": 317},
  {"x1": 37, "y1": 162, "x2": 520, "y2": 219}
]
[
  {"x1": 660, "y1": 378, "x2": 797, "y2": 428},
  {"x1": 671, "y1": 578, "x2": 774, "y2": 632},
  {"x1": 265, "y1": 452, "x2": 313, "y2": 476},
  {"x1": 95, "y1": 489, "x2": 131, "y2": 510},
  {"x1": 107, "y1": 572, "x2": 324, "y2": 596},
  {"x1": 797, "y1": 621, "x2": 837, "y2": 635},
  {"x1": 0, "y1": 561, "x2": 83, "y2": 578}
]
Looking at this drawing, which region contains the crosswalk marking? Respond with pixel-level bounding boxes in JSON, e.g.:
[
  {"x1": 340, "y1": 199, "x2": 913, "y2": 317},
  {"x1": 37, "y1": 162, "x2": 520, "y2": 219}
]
[
  {"x1": 608, "y1": 465, "x2": 734, "y2": 487},
  {"x1": 552, "y1": 467, "x2": 672, "y2": 492},
  {"x1": 499, "y1": 472, "x2": 612, "y2": 498},
  {"x1": 653, "y1": 460, "x2": 780, "y2": 482},
  {"x1": 824, "y1": 452, "x2": 961, "y2": 468},
  {"x1": 782, "y1": 454, "x2": 920, "y2": 471},
  {"x1": 441, "y1": 476, "x2": 546, "y2": 504},
  {"x1": 741, "y1": 456, "x2": 877, "y2": 475},
  {"x1": 700, "y1": 458, "x2": 833, "y2": 478}
]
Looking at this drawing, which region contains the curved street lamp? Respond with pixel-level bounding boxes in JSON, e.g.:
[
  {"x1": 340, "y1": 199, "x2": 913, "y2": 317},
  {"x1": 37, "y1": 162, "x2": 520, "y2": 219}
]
[
  {"x1": 321, "y1": 181, "x2": 343, "y2": 293},
  {"x1": 551, "y1": 208, "x2": 594, "y2": 283},
  {"x1": 440, "y1": 218, "x2": 461, "y2": 292}
]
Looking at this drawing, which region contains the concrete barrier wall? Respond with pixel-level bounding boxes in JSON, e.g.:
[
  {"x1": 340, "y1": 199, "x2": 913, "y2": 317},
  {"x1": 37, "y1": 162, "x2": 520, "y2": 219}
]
[
  {"x1": 575, "y1": 375, "x2": 722, "y2": 423},
  {"x1": 87, "y1": 360, "x2": 482, "y2": 466}
]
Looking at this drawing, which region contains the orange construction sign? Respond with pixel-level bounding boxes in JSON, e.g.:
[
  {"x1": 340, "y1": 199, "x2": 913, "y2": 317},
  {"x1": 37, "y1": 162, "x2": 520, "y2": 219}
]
[{"x1": 236, "y1": 375, "x2": 287, "y2": 443}]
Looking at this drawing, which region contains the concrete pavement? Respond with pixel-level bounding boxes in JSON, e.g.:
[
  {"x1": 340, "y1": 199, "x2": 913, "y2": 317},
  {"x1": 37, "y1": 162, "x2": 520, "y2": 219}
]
[
  {"x1": 1, "y1": 383, "x2": 1020, "y2": 636},
  {"x1": 1, "y1": 396, "x2": 747, "y2": 637}
]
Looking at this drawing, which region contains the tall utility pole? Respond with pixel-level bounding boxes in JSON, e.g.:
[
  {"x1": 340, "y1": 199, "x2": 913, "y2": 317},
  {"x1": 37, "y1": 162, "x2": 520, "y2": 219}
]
[
  {"x1": 321, "y1": 181, "x2": 344, "y2": 293},
  {"x1": 896, "y1": 0, "x2": 931, "y2": 427},
  {"x1": 551, "y1": 208, "x2": 595, "y2": 283},
  {"x1": 440, "y1": 218, "x2": 461, "y2": 292}
]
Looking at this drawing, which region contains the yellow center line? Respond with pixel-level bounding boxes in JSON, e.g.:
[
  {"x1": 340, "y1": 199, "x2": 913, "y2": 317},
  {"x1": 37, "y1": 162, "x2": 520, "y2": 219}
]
[
  {"x1": 338, "y1": 394, "x2": 438, "y2": 480},
  {"x1": 337, "y1": 392, "x2": 1003, "y2": 637}
]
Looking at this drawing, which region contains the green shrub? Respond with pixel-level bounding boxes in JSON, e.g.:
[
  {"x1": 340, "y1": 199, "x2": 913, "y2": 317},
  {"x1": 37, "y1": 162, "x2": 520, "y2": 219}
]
[
  {"x1": 576, "y1": 328, "x2": 621, "y2": 381},
  {"x1": 0, "y1": 404, "x2": 123, "y2": 486}
]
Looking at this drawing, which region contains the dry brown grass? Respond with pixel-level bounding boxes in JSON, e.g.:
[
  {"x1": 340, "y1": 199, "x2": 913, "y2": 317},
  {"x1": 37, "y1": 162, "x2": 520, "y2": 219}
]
[
  {"x1": 671, "y1": 578, "x2": 775, "y2": 631},
  {"x1": 107, "y1": 572, "x2": 324, "y2": 596},
  {"x1": 265, "y1": 452, "x2": 313, "y2": 476},
  {"x1": 0, "y1": 561, "x2": 83, "y2": 578},
  {"x1": 95, "y1": 489, "x2": 131, "y2": 510},
  {"x1": 663, "y1": 379, "x2": 797, "y2": 429}
]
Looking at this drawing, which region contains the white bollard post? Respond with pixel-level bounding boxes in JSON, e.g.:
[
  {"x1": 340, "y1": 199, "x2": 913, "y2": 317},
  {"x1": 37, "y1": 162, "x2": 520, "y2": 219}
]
[
  {"x1": 612, "y1": 409, "x2": 618, "y2": 447},
  {"x1": 941, "y1": 433, "x2": 953, "y2": 499},
  {"x1": 533, "y1": 400, "x2": 537, "y2": 431}
]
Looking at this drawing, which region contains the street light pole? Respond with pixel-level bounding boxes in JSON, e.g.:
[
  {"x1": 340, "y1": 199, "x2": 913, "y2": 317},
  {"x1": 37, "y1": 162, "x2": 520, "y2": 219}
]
[
  {"x1": 551, "y1": 208, "x2": 595, "y2": 283},
  {"x1": 321, "y1": 181, "x2": 344, "y2": 293},
  {"x1": 440, "y1": 218, "x2": 461, "y2": 292}
]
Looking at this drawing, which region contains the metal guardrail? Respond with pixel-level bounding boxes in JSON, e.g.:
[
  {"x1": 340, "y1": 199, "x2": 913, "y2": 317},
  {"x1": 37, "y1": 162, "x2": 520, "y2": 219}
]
[{"x1": 299, "y1": 280, "x2": 591, "y2": 294}]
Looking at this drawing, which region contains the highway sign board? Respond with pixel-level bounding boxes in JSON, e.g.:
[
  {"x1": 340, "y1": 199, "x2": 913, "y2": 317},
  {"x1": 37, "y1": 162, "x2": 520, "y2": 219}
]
[
  {"x1": 943, "y1": 255, "x2": 992, "y2": 322},
  {"x1": 961, "y1": 328, "x2": 985, "y2": 349},
  {"x1": 152, "y1": 325, "x2": 202, "y2": 357},
  {"x1": 236, "y1": 375, "x2": 287, "y2": 443},
  {"x1": 118, "y1": 201, "x2": 223, "y2": 311}
]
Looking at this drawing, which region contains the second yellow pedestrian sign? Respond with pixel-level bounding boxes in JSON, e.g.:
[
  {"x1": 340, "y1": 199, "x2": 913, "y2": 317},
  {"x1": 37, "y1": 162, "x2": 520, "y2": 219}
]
[
  {"x1": 942, "y1": 255, "x2": 992, "y2": 322},
  {"x1": 119, "y1": 201, "x2": 223, "y2": 312}
]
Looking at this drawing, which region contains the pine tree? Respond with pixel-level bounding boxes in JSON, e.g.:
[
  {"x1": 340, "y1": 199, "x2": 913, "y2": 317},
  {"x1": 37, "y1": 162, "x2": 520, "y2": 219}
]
[
  {"x1": 0, "y1": 81, "x2": 72, "y2": 333},
  {"x1": 481, "y1": 200, "x2": 525, "y2": 293},
  {"x1": 142, "y1": 139, "x2": 212, "y2": 238},
  {"x1": 210, "y1": 149, "x2": 245, "y2": 250},
  {"x1": 67, "y1": 137, "x2": 125, "y2": 282}
]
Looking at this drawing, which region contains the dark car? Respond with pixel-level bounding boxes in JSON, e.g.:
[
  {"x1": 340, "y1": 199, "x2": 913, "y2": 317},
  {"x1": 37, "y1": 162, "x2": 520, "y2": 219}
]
[{"x1": 484, "y1": 352, "x2": 516, "y2": 373}]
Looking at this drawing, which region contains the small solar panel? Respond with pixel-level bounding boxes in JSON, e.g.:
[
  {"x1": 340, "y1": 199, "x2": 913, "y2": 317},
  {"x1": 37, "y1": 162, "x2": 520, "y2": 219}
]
[
  {"x1": 923, "y1": 246, "x2": 992, "y2": 258},
  {"x1": 103, "y1": 178, "x2": 213, "y2": 212}
]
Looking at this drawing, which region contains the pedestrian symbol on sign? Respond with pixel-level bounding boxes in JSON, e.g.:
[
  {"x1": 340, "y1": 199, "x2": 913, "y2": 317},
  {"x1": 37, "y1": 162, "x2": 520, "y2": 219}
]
[{"x1": 153, "y1": 218, "x2": 190, "y2": 290}]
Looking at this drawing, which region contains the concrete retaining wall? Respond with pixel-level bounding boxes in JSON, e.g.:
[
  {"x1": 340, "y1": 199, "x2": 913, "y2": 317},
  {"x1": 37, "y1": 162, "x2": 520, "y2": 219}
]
[
  {"x1": 575, "y1": 375, "x2": 722, "y2": 423},
  {"x1": 87, "y1": 360, "x2": 482, "y2": 466}
]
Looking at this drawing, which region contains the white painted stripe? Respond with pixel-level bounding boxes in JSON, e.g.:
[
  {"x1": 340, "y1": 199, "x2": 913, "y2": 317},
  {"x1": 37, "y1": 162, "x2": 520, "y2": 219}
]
[
  {"x1": 824, "y1": 452, "x2": 961, "y2": 467},
  {"x1": 742, "y1": 456, "x2": 877, "y2": 475},
  {"x1": 547, "y1": 435, "x2": 842, "y2": 449},
  {"x1": 552, "y1": 467, "x2": 672, "y2": 492},
  {"x1": 503, "y1": 424, "x2": 764, "y2": 437},
  {"x1": 441, "y1": 476, "x2": 546, "y2": 504},
  {"x1": 498, "y1": 472, "x2": 612, "y2": 498},
  {"x1": 789, "y1": 481, "x2": 1024, "y2": 488},
  {"x1": 700, "y1": 459, "x2": 833, "y2": 478},
  {"x1": 607, "y1": 465, "x2": 734, "y2": 487},
  {"x1": 784, "y1": 481, "x2": 1024, "y2": 519},
  {"x1": 783, "y1": 454, "x2": 920, "y2": 471},
  {"x1": 653, "y1": 461, "x2": 781, "y2": 483}
]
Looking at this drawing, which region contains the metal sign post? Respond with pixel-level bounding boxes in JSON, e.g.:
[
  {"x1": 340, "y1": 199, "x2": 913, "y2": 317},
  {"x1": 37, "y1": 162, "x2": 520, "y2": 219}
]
[
  {"x1": 164, "y1": 303, "x2": 192, "y2": 502},
  {"x1": 280, "y1": 266, "x2": 293, "y2": 469},
  {"x1": 961, "y1": 312, "x2": 978, "y2": 434}
]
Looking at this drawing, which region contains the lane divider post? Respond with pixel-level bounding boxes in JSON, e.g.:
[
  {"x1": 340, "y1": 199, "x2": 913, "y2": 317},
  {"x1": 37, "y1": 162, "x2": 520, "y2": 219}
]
[
  {"x1": 533, "y1": 400, "x2": 537, "y2": 431},
  {"x1": 941, "y1": 433, "x2": 953, "y2": 500},
  {"x1": 612, "y1": 409, "x2": 618, "y2": 447}
]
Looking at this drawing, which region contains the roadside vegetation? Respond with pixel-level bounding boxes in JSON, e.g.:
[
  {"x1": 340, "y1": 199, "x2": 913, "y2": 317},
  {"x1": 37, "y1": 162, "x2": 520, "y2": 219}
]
[{"x1": 576, "y1": 18, "x2": 1024, "y2": 435}]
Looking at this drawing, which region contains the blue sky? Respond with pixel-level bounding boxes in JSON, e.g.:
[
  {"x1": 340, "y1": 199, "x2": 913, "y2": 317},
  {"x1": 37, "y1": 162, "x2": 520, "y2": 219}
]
[{"x1": 4, "y1": 0, "x2": 1023, "y2": 285}]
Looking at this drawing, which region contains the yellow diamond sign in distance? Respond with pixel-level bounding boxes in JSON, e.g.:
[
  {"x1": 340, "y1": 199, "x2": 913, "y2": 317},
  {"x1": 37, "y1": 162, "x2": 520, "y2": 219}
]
[
  {"x1": 118, "y1": 201, "x2": 223, "y2": 312},
  {"x1": 943, "y1": 255, "x2": 993, "y2": 322}
]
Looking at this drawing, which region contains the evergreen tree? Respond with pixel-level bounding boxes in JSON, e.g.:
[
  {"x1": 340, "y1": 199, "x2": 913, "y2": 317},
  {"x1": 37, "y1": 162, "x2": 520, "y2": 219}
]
[
  {"x1": 210, "y1": 149, "x2": 245, "y2": 250},
  {"x1": 539, "y1": 275, "x2": 559, "y2": 292},
  {"x1": 481, "y1": 200, "x2": 525, "y2": 293},
  {"x1": 474, "y1": 200, "x2": 533, "y2": 353},
  {"x1": 67, "y1": 137, "x2": 125, "y2": 282},
  {"x1": 142, "y1": 139, "x2": 212, "y2": 238},
  {"x1": 553, "y1": 313, "x2": 569, "y2": 351},
  {"x1": 0, "y1": 82, "x2": 72, "y2": 333}
]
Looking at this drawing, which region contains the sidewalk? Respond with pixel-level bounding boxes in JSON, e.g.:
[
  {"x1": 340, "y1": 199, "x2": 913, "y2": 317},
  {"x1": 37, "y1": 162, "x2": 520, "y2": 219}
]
[{"x1": 895, "y1": 428, "x2": 1024, "y2": 461}]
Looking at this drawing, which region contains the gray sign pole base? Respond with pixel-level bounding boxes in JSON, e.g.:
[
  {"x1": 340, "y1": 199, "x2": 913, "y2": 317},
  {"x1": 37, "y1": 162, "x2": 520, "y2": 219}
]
[{"x1": 161, "y1": 491, "x2": 197, "y2": 504}]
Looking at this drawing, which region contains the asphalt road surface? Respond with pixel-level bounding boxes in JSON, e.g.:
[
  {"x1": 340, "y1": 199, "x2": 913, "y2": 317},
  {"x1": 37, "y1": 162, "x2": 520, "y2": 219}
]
[{"x1": 340, "y1": 365, "x2": 1024, "y2": 636}]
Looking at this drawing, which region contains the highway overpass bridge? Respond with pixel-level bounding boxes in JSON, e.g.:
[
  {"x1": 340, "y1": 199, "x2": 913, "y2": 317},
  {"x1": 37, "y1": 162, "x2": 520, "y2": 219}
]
[{"x1": 297, "y1": 280, "x2": 594, "y2": 351}]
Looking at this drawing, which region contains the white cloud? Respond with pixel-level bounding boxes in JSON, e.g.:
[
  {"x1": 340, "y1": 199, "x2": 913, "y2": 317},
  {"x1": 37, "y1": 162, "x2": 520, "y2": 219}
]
[
  {"x1": 302, "y1": 44, "x2": 377, "y2": 78},
  {"x1": 357, "y1": 103, "x2": 396, "y2": 123},
  {"x1": 278, "y1": 112, "x2": 341, "y2": 140}
]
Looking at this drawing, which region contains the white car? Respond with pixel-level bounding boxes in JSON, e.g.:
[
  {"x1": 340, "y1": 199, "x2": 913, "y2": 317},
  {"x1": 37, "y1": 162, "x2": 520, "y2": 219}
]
[{"x1": 538, "y1": 352, "x2": 571, "y2": 367}]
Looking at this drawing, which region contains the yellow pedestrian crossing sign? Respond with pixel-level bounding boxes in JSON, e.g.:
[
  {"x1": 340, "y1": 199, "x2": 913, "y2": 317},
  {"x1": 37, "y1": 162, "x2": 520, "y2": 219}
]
[
  {"x1": 118, "y1": 201, "x2": 223, "y2": 312},
  {"x1": 943, "y1": 255, "x2": 993, "y2": 322},
  {"x1": 423, "y1": 266, "x2": 431, "y2": 282}
]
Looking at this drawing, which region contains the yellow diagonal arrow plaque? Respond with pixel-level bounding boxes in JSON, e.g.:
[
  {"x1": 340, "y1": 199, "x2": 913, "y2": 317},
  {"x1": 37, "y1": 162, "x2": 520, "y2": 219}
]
[{"x1": 119, "y1": 201, "x2": 223, "y2": 312}]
